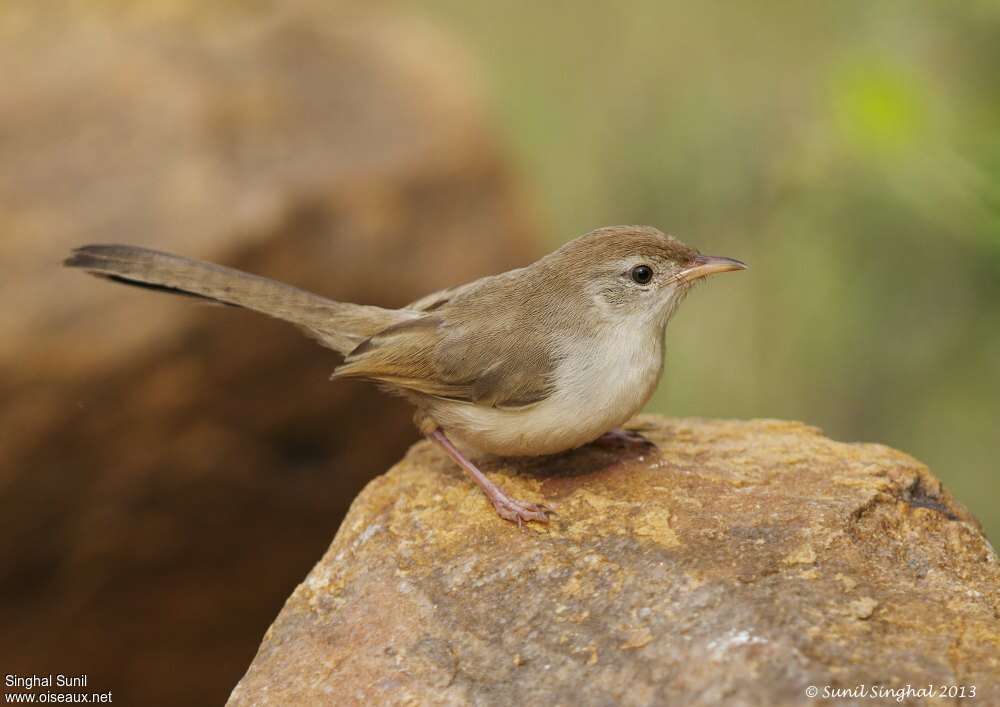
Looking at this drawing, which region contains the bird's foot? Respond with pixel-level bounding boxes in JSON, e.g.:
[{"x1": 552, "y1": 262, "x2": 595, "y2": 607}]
[
  {"x1": 428, "y1": 428, "x2": 554, "y2": 526},
  {"x1": 593, "y1": 428, "x2": 655, "y2": 450},
  {"x1": 489, "y1": 494, "x2": 555, "y2": 526}
]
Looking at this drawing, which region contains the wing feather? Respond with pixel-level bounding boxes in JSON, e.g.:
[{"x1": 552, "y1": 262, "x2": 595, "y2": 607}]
[{"x1": 332, "y1": 312, "x2": 556, "y2": 409}]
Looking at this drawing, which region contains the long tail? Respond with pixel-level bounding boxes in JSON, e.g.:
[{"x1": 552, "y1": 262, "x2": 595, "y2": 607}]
[{"x1": 64, "y1": 244, "x2": 411, "y2": 355}]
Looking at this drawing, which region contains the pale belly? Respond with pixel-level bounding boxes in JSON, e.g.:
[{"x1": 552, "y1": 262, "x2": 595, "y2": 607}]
[{"x1": 429, "y1": 330, "x2": 665, "y2": 457}]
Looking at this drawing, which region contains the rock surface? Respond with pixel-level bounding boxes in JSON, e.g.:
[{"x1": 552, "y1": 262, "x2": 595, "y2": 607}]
[
  {"x1": 0, "y1": 3, "x2": 537, "y2": 706},
  {"x1": 229, "y1": 417, "x2": 1000, "y2": 707}
]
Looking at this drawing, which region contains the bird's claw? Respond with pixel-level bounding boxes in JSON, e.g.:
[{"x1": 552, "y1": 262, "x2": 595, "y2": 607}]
[
  {"x1": 593, "y1": 429, "x2": 655, "y2": 450},
  {"x1": 491, "y1": 496, "x2": 555, "y2": 525}
]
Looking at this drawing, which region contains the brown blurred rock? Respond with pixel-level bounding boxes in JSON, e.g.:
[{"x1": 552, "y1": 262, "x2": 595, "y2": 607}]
[
  {"x1": 0, "y1": 3, "x2": 538, "y2": 706},
  {"x1": 229, "y1": 417, "x2": 1000, "y2": 707}
]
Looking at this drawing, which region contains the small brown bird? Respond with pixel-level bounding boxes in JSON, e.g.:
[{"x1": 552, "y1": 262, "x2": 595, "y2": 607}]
[{"x1": 65, "y1": 226, "x2": 746, "y2": 524}]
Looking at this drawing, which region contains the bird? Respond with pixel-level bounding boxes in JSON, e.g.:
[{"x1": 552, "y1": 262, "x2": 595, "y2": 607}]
[{"x1": 64, "y1": 225, "x2": 747, "y2": 524}]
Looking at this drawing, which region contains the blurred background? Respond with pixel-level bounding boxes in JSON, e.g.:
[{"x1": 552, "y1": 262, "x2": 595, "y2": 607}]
[{"x1": 1, "y1": 0, "x2": 997, "y2": 705}]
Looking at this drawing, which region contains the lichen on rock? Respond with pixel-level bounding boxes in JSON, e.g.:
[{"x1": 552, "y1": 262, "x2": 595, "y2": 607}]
[{"x1": 229, "y1": 416, "x2": 1000, "y2": 706}]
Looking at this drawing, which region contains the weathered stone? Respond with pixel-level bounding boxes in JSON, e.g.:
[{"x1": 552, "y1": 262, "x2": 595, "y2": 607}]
[
  {"x1": 0, "y1": 4, "x2": 536, "y2": 706},
  {"x1": 229, "y1": 417, "x2": 1000, "y2": 706}
]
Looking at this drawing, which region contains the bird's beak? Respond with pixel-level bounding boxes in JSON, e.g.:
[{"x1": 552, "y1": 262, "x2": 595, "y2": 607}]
[{"x1": 678, "y1": 254, "x2": 748, "y2": 283}]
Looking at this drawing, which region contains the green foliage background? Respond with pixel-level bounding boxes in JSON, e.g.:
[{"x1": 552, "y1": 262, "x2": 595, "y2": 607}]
[{"x1": 409, "y1": 0, "x2": 1000, "y2": 539}]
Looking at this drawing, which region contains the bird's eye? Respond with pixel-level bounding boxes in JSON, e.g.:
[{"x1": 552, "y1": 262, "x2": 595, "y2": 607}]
[{"x1": 630, "y1": 264, "x2": 653, "y2": 284}]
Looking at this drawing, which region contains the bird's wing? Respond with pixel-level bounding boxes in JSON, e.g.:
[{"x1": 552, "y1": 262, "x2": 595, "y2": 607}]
[{"x1": 331, "y1": 310, "x2": 557, "y2": 409}]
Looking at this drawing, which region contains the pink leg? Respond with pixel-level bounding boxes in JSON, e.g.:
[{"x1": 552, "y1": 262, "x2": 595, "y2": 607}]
[
  {"x1": 429, "y1": 429, "x2": 554, "y2": 525},
  {"x1": 593, "y1": 428, "x2": 654, "y2": 450}
]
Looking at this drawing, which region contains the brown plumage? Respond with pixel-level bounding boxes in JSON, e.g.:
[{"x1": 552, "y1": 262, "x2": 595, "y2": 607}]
[
  {"x1": 64, "y1": 244, "x2": 412, "y2": 354},
  {"x1": 65, "y1": 226, "x2": 746, "y2": 524},
  {"x1": 336, "y1": 226, "x2": 698, "y2": 405}
]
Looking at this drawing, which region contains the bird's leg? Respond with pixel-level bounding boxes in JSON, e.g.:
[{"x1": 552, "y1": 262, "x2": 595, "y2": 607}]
[
  {"x1": 428, "y1": 428, "x2": 553, "y2": 525},
  {"x1": 593, "y1": 428, "x2": 655, "y2": 450}
]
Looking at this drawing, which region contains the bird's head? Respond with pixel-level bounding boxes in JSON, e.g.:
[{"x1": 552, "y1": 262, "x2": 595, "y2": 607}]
[{"x1": 549, "y1": 225, "x2": 747, "y2": 327}]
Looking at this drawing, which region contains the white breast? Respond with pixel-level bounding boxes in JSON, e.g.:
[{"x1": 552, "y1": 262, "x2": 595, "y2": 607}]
[{"x1": 430, "y1": 319, "x2": 665, "y2": 457}]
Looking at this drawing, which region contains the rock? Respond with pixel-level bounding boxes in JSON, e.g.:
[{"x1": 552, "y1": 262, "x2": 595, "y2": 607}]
[
  {"x1": 229, "y1": 417, "x2": 1000, "y2": 707},
  {"x1": 0, "y1": 4, "x2": 537, "y2": 706}
]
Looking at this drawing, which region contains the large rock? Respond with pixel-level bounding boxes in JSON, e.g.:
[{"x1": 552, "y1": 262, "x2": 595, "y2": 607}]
[
  {"x1": 229, "y1": 416, "x2": 1000, "y2": 706},
  {"x1": 0, "y1": 4, "x2": 537, "y2": 706}
]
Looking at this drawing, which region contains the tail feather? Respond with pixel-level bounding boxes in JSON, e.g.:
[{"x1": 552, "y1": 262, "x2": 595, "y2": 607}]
[{"x1": 65, "y1": 244, "x2": 410, "y2": 355}]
